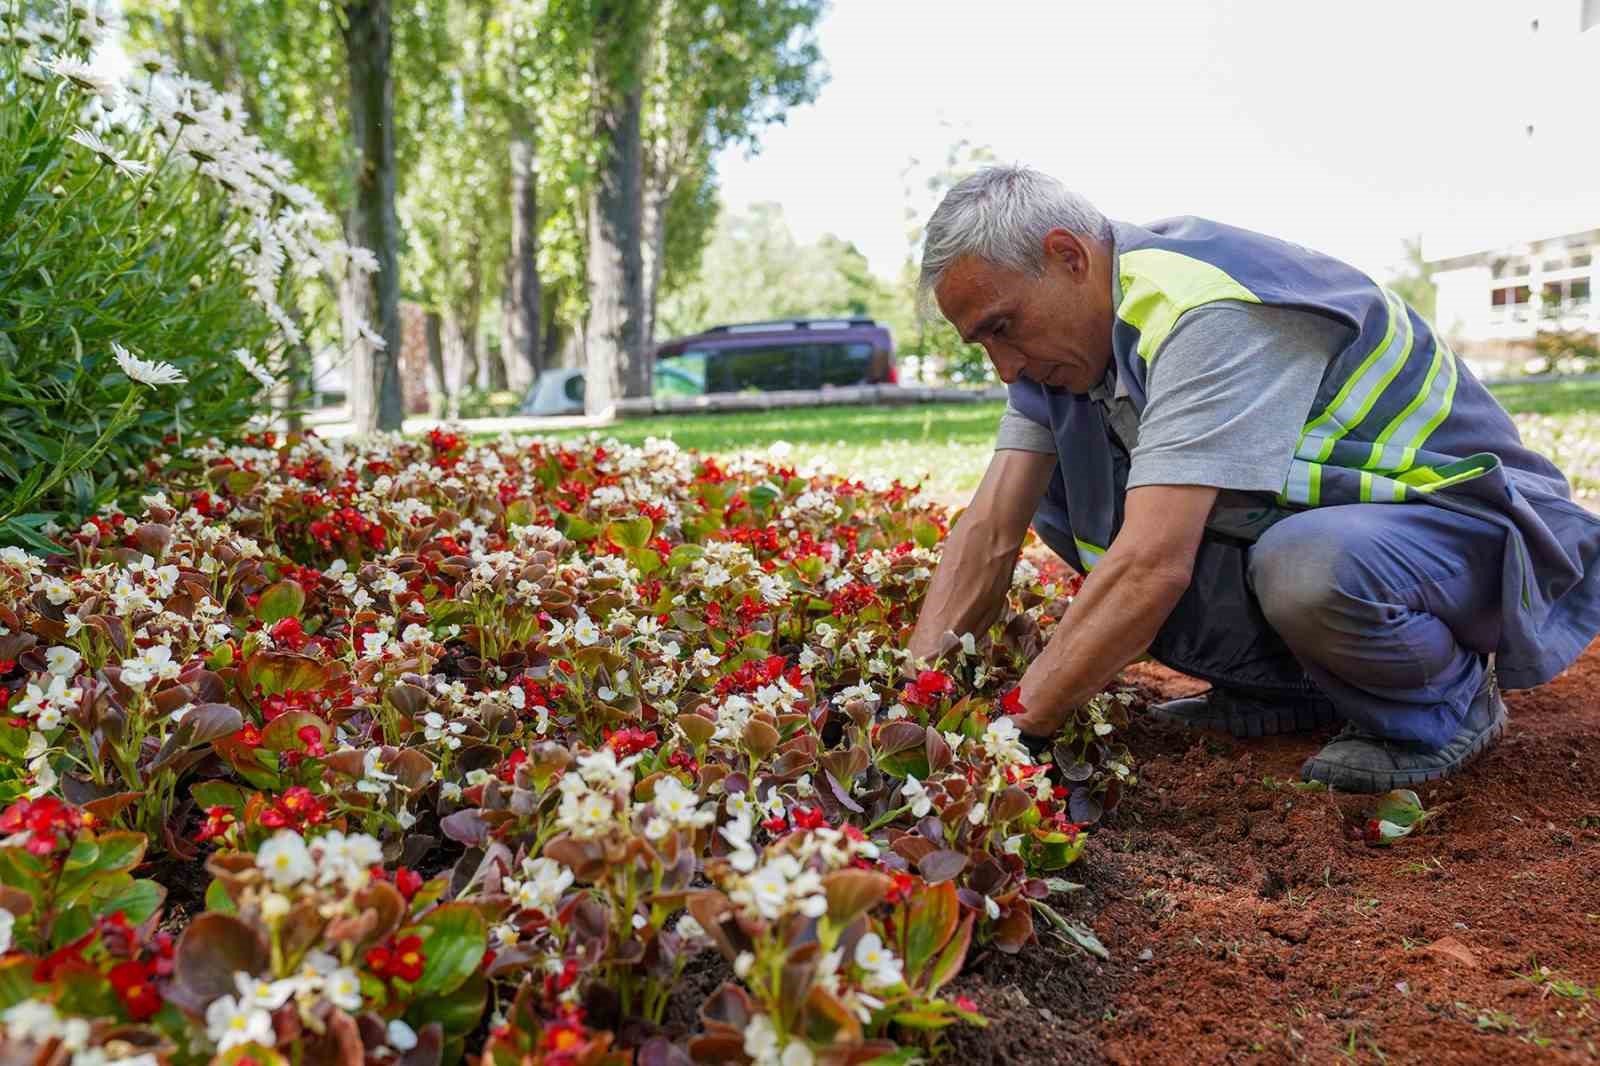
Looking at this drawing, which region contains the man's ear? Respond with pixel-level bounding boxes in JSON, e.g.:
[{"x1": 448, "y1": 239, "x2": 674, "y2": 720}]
[{"x1": 1042, "y1": 228, "x2": 1090, "y2": 279}]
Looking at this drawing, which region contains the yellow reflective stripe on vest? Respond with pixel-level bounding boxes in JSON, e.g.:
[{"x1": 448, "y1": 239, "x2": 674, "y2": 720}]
[
  {"x1": 1116, "y1": 249, "x2": 1261, "y2": 364},
  {"x1": 1073, "y1": 536, "x2": 1106, "y2": 571},
  {"x1": 1364, "y1": 331, "x2": 1460, "y2": 473},
  {"x1": 1300, "y1": 289, "x2": 1413, "y2": 462},
  {"x1": 1290, "y1": 455, "x2": 1493, "y2": 508}
]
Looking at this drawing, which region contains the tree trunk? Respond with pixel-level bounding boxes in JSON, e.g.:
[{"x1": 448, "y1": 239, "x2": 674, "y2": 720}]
[
  {"x1": 585, "y1": 1, "x2": 650, "y2": 415},
  {"x1": 425, "y1": 310, "x2": 447, "y2": 416},
  {"x1": 441, "y1": 310, "x2": 470, "y2": 420},
  {"x1": 504, "y1": 125, "x2": 543, "y2": 393},
  {"x1": 640, "y1": 176, "x2": 669, "y2": 351},
  {"x1": 459, "y1": 237, "x2": 484, "y2": 395},
  {"x1": 340, "y1": 0, "x2": 404, "y2": 433}
]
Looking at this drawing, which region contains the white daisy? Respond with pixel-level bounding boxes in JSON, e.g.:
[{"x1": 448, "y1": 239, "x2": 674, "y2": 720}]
[{"x1": 112, "y1": 343, "x2": 185, "y2": 388}]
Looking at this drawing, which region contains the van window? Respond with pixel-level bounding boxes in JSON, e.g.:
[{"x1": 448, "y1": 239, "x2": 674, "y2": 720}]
[
  {"x1": 706, "y1": 344, "x2": 807, "y2": 392},
  {"x1": 655, "y1": 350, "x2": 707, "y2": 397},
  {"x1": 818, "y1": 342, "x2": 877, "y2": 386}
]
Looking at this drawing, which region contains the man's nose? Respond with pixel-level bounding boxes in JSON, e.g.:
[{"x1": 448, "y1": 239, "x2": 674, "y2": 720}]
[{"x1": 986, "y1": 343, "x2": 1024, "y2": 384}]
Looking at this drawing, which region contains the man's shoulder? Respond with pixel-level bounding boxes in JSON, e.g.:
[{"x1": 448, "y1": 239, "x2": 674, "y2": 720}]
[{"x1": 1152, "y1": 300, "x2": 1354, "y2": 378}]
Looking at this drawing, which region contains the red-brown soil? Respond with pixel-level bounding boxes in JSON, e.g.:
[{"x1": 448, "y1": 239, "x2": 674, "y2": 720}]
[{"x1": 942, "y1": 644, "x2": 1600, "y2": 1065}]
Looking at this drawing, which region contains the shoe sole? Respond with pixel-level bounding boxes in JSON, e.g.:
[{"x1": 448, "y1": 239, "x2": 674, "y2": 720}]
[
  {"x1": 1146, "y1": 700, "x2": 1339, "y2": 739},
  {"x1": 1299, "y1": 704, "x2": 1508, "y2": 794}
]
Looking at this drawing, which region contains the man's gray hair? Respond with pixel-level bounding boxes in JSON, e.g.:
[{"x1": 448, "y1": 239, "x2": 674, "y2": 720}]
[{"x1": 918, "y1": 166, "x2": 1111, "y2": 299}]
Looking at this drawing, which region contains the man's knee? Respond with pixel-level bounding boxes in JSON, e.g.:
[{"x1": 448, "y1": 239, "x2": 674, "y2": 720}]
[{"x1": 1249, "y1": 514, "x2": 1358, "y2": 644}]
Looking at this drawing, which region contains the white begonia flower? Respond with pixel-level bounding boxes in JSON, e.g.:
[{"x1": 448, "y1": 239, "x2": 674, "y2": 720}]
[
  {"x1": 572, "y1": 614, "x2": 601, "y2": 646},
  {"x1": 357, "y1": 748, "x2": 398, "y2": 795},
  {"x1": 323, "y1": 967, "x2": 362, "y2": 1011},
  {"x1": 984, "y1": 895, "x2": 1001, "y2": 920},
  {"x1": 743, "y1": 1013, "x2": 779, "y2": 1062},
  {"x1": 257, "y1": 830, "x2": 314, "y2": 889},
  {"x1": 205, "y1": 994, "x2": 275, "y2": 1051},
  {"x1": 509, "y1": 856, "x2": 574, "y2": 914},
  {"x1": 44, "y1": 646, "x2": 81, "y2": 677},
  {"x1": 0, "y1": 908, "x2": 12, "y2": 954},
  {"x1": 111, "y1": 342, "x2": 185, "y2": 387},
  {"x1": 853, "y1": 932, "x2": 904, "y2": 989},
  {"x1": 235, "y1": 972, "x2": 297, "y2": 1011},
  {"x1": 781, "y1": 1042, "x2": 816, "y2": 1066},
  {"x1": 967, "y1": 801, "x2": 988, "y2": 827},
  {"x1": 900, "y1": 775, "x2": 932, "y2": 818},
  {"x1": 719, "y1": 815, "x2": 758, "y2": 873},
  {"x1": 386, "y1": 1019, "x2": 418, "y2": 1051}
]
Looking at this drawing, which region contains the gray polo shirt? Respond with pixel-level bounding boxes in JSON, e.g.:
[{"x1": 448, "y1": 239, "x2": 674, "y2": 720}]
[{"x1": 995, "y1": 294, "x2": 1355, "y2": 541}]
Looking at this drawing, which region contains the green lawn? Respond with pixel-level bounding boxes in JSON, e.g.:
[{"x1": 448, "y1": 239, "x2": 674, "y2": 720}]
[
  {"x1": 546, "y1": 402, "x2": 1007, "y2": 504},
  {"x1": 530, "y1": 377, "x2": 1600, "y2": 506},
  {"x1": 1480, "y1": 376, "x2": 1600, "y2": 416}
]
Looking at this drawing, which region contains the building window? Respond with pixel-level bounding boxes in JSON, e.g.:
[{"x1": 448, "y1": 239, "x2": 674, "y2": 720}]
[
  {"x1": 1573, "y1": 249, "x2": 1594, "y2": 268},
  {"x1": 1538, "y1": 278, "x2": 1591, "y2": 312}
]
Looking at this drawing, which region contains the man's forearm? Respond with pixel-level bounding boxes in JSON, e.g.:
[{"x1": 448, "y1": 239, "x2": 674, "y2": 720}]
[
  {"x1": 1009, "y1": 484, "x2": 1218, "y2": 737},
  {"x1": 907, "y1": 515, "x2": 1018, "y2": 661},
  {"x1": 906, "y1": 449, "x2": 1057, "y2": 663},
  {"x1": 1016, "y1": 548, "x2": 1190, "y2": 727}
]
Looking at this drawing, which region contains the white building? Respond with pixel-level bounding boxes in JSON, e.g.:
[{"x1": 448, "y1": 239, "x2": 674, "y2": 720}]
[{"x1": 1425, "y1": 0, "x2": 1600, "y2": 371}]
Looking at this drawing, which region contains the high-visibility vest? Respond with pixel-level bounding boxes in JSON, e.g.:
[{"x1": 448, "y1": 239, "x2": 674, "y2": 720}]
[{"x1": 1007, "y1": 216, "x2": 1600, "y2": 691}]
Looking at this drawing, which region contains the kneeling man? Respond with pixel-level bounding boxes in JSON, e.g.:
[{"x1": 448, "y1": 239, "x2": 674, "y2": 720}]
[{"x1": 907, "y1": 166, "x2": 1600, "y2": 792}]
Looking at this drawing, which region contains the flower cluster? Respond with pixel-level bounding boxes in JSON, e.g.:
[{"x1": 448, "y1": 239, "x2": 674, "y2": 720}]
[{"x1": 0, "y1": 429, "x2": 1129, "y2": 1063}]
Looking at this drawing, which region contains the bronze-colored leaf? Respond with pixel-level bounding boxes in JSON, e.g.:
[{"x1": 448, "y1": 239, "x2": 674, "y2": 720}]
[{"x1": 917, "y1": 849, "x2": 968, "y2": 885}]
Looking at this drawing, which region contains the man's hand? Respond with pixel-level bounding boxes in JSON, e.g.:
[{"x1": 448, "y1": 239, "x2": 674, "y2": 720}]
[
  {"x1": 906, "y1": 449, "x2": 1057, "y2": 664},
  {"x1": 1010, "y1": 483, "x2": 1219, "y2": 737}
]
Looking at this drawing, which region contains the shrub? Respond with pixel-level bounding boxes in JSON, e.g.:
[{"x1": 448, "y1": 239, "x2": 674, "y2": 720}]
[{"x1": 0, "y1": 4, "x2": 372, "y2": 550}]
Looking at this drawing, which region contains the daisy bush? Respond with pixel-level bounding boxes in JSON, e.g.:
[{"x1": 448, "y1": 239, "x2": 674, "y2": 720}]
[
  {"x1": 0, "y1": 3, "x2": 375, "y2": 549},
  {"x1": 0, "y1": 427, "x2": 1135, "y2": 1064}
]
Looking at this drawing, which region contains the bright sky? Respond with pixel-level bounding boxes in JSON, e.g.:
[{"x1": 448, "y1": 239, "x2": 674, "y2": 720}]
[{"x1": 715, "y1": 0, "x2": 1600, "y2": 280}]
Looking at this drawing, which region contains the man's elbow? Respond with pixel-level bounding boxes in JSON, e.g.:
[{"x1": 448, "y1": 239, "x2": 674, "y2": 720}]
[{"x1": 1119, "y1": 546, "x2": 1198, "y2": 603}]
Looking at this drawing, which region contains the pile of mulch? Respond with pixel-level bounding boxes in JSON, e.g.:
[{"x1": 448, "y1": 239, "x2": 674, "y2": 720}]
[{"x1": 936, "y1": 644, "x2": 1600, "y2": 1064}]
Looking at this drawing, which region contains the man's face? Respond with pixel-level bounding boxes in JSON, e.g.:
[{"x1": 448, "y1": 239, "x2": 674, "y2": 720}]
[{"x1": 933, "y1": 229, "x2": 1115, "y2": 393}]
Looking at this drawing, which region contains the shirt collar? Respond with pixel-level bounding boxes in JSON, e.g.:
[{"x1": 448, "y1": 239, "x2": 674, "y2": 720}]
[{"x1": 1089, "y1": 229, "x2": 1128, "y2": 403}]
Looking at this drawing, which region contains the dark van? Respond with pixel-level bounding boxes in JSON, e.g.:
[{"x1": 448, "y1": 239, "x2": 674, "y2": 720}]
[
  {"x1": 652, "y1": 318, "x2": 897, "y2": 397},
  {"x1": 518, "y1": 318, "x2": 898, "y2": 415}
]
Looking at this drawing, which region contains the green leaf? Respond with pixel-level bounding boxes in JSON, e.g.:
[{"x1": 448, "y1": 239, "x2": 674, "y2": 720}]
[
  {"x1": 0, "y1": 958, "x2": 38, "y2": 1009},
  {"x1": 903, "y1": 880, "x2": 958, "y2": 982},
  {"x1": 204, "y1": 878, "x2": 237, "y2": 915},
  {"x1": 667, "y1": 544, "x2": 704, "y2": 568},
  {"x1": 606, "y1": 515, "x2": 654, "y2": 549},
  {"x1": 406, "y1": 902, "x2": 487, "y2": 999},
  {"x1": 191, "y1": 780, "x2": 247, "y2": 811},
  {"x1": 1374, "y1": 789, "x2": 1428, "y2": 829},
  {"x1": 407, "y1": 970, "x2": 487, "y2": 1036},
  {"x1": 558, "y1": 515, "x2": 598, "y2": 542},
  {"x1": 92, "y1": 877, "x2": 165, "y2": 925},
  {"x1": 255, "y1": 580, "x2": 306, "y2": 624}
]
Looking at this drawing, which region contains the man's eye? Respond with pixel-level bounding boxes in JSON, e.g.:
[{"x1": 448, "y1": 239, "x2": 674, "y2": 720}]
[{"x1": 992, "y1": 320, "x2": 1008, "y2": 338}]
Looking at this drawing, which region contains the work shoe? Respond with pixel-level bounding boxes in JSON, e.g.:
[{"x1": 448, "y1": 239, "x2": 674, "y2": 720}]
[
  {"x1": 1298, "y1": 669, "x2": 1507, "y2": 794},
  {"x1": 1145, "y1": 687, "x2": 1339, "y2": 738}
]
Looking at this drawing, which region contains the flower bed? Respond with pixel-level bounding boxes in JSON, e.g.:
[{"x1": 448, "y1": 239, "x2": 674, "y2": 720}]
[{"x1": 0, "y1": 429, "x2": 1127, "y2": 1065}]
